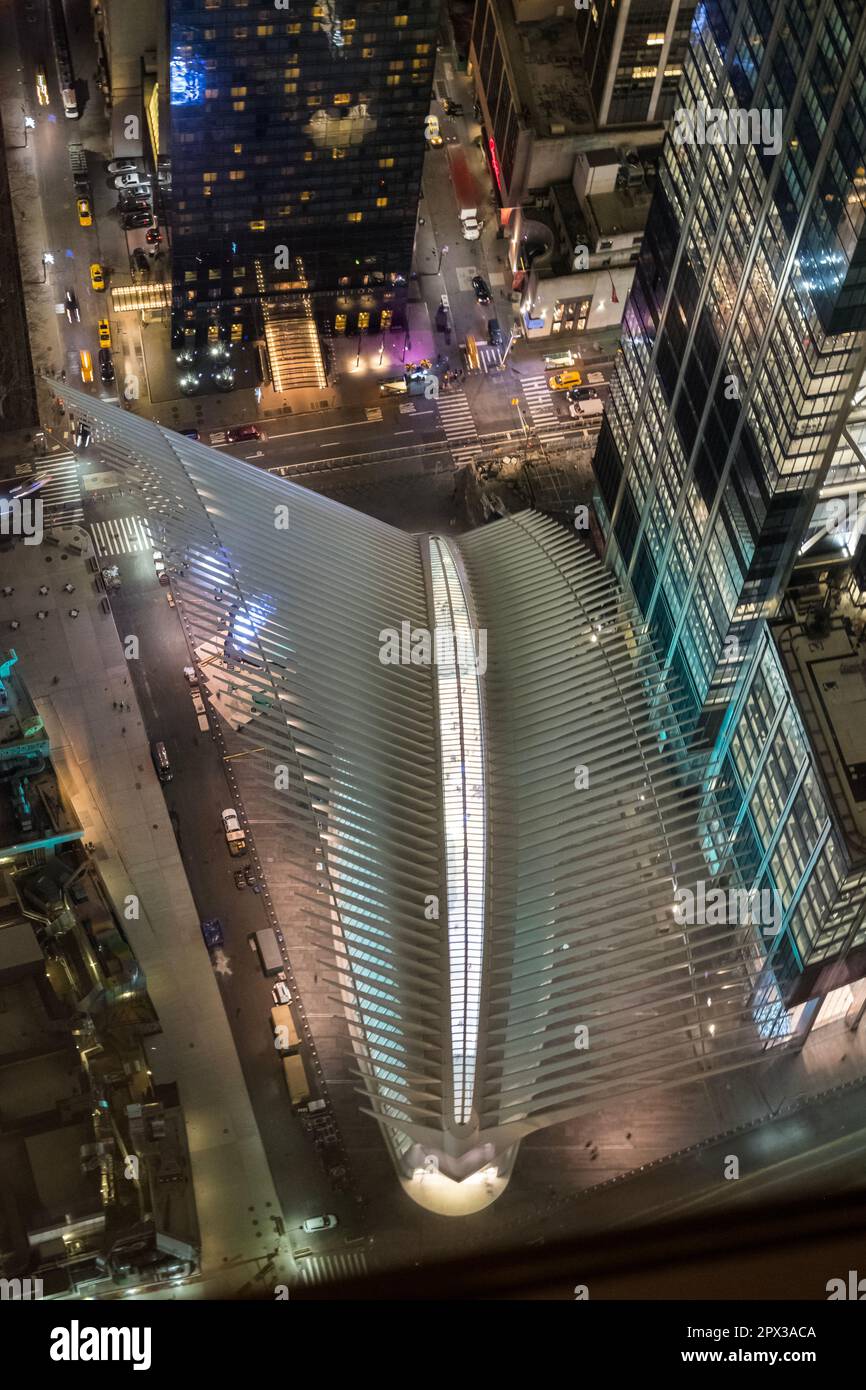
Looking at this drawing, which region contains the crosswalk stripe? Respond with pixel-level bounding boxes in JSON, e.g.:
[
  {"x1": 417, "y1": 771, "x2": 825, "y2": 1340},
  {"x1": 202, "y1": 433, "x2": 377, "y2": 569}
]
[
  {"x1": 296, "y1": 1250, "x2": 369, "y2": 1287},
  {"x1": 91, "y1": 514, "x2": 153, "y2": 558},
  {"x1": 35, "y1": 454, "x2": 84, "y2": 523},
  {"x1": 436, "y1": 390, "x2": 477, "y2": 443}
]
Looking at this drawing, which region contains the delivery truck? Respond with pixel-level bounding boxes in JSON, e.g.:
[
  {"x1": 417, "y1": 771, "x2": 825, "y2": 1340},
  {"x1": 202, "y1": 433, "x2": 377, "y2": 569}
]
[
  {"x1": 271, "y1": 1003, "x2": 300, "y2": 1053},
  {"x1": 283, "y1": 1052, "x2": 311, "y2": 1108}
]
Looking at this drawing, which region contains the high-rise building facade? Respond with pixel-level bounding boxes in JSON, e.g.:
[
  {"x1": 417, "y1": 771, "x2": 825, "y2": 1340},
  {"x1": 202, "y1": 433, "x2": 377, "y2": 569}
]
[
  {"x1": 167, "y1": 0, "x2": 440, "y2": 344},
  {"x1": 575, "y1": 0, "x2": 699, "y2": 127},
  {"x1": 594, "y1": 0, "x2": 866, "y2": 741}
]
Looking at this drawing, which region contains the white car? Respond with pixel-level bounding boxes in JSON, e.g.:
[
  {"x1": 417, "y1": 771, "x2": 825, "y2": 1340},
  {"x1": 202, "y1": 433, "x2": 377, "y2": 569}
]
[
  {"x1": 272, "y1": 981, "x2": 291, "y2": 1006},
  {"x1": 112, "y1": 171, "x2": 149, "y2": 188},
  {"x1": 107, "y1": 159, "x2": 141, "y2": 175},
  {"x1": 222, "y1": 807, "x2": 241, "y2": 836},
  {"x1": 424, "y1": 114, "x2": 443, "y2": 147},
  {"x1": 182, "y1": 665, "x2": 198, "y2": 685},
  {"x1": 152, "y1": 549, "x2": 166, "y2": 578},
  {"x1": 302, "y1": 1215, "x2": 338, "y2": 1233}
]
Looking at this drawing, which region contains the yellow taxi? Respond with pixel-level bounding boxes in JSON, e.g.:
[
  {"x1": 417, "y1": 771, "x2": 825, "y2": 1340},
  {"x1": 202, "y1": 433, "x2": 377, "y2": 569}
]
[
  {"x1": 548, "y1": 369, "x2": 582, "y2": 391},
  {"x1": 36, "y1": 67, "x2": 50, "y2": 106},
  {"x1": 90, "y1": 263, "x2": 105, "y2": 292},
  {"x1": 79, "y1": 350, "x2": 94, "y2": 383},
  {"x1": 77, "y1": 197, "x2": 92, "y2": 227},
  {"x1": 97, "y1": 318, "x2": 111, "y2": 349}
]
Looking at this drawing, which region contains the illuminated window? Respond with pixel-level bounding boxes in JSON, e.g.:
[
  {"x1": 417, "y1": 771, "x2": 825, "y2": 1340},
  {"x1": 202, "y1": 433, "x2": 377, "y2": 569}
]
[
  {"x1": 344, "y1": 16, "x2": 355, "y2": 28},
  {"x1": 284, "y1": 82, "x2": 297, "y2": 93},
  {"x1": 412, "y1": 59, "x2": 425, "y2": 70},
  {"x1": 203, "y1": 172, "x2": 217, "y2": 183},
  {"x1": 416, "y1": 42, "x2": 430, "y2": 53},
  {"x1": 232, "y1": 101, "x2": 245, "y2": 111},
  {"x1": 632, "y1": 65, "x2": 658, "y2": 79},
  {"x1": 362, "y1": 47, "x2": 375, "y2": 58},
  {"x1": 233, "y1": 143, "x2": 243, "y2": 154},
  {"x1": 333, "y1": 92, "x2": 351, "y2": 104},
  {"x1": 386, "y1": 75, "x2": 400, "y2": 87},
  {"x1": 233, "y1": 28, "x2": 248, "y2": 39},
  {"x1": 394, "y1": 13, "x2": 408, "y2": 26},
  {"x1": 376, "y1": 196, "x2": 388, "y2": 207},
  {"x1": 306, "y1": 95, "x2": 319, "y2": 106},
  {"x1": 347, "y1": 211, "x2": 362, "y2": 222},
  {"x1": 285, "y1": 66, "x2": 299, "y2": 77},
  {"x1": 231, "y1": 86, "x2": 247, "y2": 97},
  {"x1": 204, "y1": 29, "x2": 216, "y2": 40},
  {"x1": 208, "y1": 268, "x2": 220, "y2": 281},
  {"x1": 229, "y1": 170, "x2": 245, "y2": 180},
  {"x1": 205, "y1": 86, "x2": 219, "y2": 98},
  {"x1": 332, "y1": 147, "x2": 346, "y2": 159},
  {"x1": 666, "y1": 65, "x2": 682, "y2": 77},
  {"x1": 256, "y1": 24, "x2": 273, "y2": 36},
  {"x1": 184, "y1": 271, "x2": 197, "y2": 283},
  {"x1": 203, "y1": 0, "x2": 219, "y2": 7},
  {"x1": 303, "y1": 150, "x2": 313, "y2": 161},
  {"x1": 286, "y1": 22, "x2": 300, "y2": 33},
  {"x1": 249, "y1": 219, "x2": 266, "y2": 230},
  {"x1": 389, "y1": 60, "x2": 404, "y2": 70},
  {"x1": 379, "y1": 157, "x2": 394, "y2": 168},
  {"x1": 300, "y1": 190, "x2": 312, "y2": 201}
]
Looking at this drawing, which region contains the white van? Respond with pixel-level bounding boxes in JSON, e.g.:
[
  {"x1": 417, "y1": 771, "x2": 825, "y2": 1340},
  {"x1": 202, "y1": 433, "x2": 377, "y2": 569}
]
[{"x1": 544, "y1": 350, "x2": 576, "y2": 368}]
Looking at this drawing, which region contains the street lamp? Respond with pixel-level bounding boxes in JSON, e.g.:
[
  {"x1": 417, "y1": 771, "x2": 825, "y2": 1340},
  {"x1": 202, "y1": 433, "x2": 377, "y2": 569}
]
[
  {"x1": 437, "y1": 243, "x2": 450, "y2": 276},
  {"x1": 41, "y1": 251, "x2": 54, "y2": 283}
]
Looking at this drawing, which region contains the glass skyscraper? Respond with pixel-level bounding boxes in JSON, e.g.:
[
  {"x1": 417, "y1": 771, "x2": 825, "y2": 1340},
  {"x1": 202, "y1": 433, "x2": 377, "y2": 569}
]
[
  {"x1": 594, "y1": 0, "x2": 866, "y2": 742},
  {"x1": 167, "y1": 0, "x2": 440, "y2": 344}
]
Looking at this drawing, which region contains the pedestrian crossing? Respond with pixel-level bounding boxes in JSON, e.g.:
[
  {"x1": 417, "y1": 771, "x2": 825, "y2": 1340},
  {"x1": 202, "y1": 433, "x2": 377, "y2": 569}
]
[
  {"x1": 35, "y1": 454, "x2": 84, "y2": 525},
  {"x1": 295, "y1": 1249, "x2": 369, "y2": 1288},
  {"x1": 521, "y1": 373, "x2": 560, "y2": 430},
  {"x1": 91, "y1": 514, "x2": 154, "y2": 558},
  {"x1": 477, "y1": 343, "x2": 502, "y2": 373},
  {"x1": 436, "y1": 390, "x2": 477, "y2": 444}
]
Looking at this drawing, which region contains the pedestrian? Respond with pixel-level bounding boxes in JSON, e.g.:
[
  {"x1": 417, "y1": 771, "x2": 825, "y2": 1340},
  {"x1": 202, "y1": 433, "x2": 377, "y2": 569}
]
[{"x1": 113, "y1": 701, "x2": 117, "y2": 709}]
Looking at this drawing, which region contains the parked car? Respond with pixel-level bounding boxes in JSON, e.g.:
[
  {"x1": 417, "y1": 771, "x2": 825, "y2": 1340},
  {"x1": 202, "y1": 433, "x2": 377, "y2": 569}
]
[
  {"x1": 233, "y1": 869, "x2": 247, "y2": 890},
  {"x1": 79, "y1": 349, "x2": 93, "y2": 384},
  {"x1": 89, "y1": 263, "x2": 105, "y2": 292},
  {"x1": 131, "y1": 248, "x2": 150, "y2": 272},
  {"x1": 180, "y1": 428, "x2": 200, "y2": 440},
  {"x1": 226, "y1": 424, "x2": 263, "y2": 442},
  {"x1": 182, "y1": 665, "x2": 198, "y2": 685},
  {"x1": 111, "y1": 171, "x2": 149, "y2": 188},
  {"x1": 98, "y1": 348, "x2": 114, "y2": 383},
  {"x1": 424, "y1": 114, "x2": 443, "y2": 147},
  {"x1": 107, "y1": 159, "x2": 141, "y2": 175},
  {"x1": 244, "y1": 864, "x2": 256, "y2": 887},
  {"x1": 166, "y1": 591, "x2": 175, "y2": 609},
  {"x1": 122, "y1": 212, "x2": 154, "y2": 230},
  {"x1": 145, "y1": 227, "x2": 162, "y2": 244},
  {"x1": 472, "y1": 276, "x2": 491, "y2": 304},
  {"x1": 64, "y1": 289, "x2": 80, "y2": 323},
  {"x1": 97, "y1": 318, "x2": 111, "y2": 349},
  {"x1": 442, "y1": 98, "x2": 463, "y2": 117},
  {"x1": 118, "y1": 196, "x2": 150, "y2": 212},
  {"x1": 200, "y1": 917, "x2": 223, "y2": 949},
  {"x1": 567, "y1": 385, "x2": 598, "y2": 403},
  {"x1": 302, "y1": 1215, "x2": 338, "y2": 1233},
  {"x1": 76, "y1": 197, "x2": 92, "y2": 226},
  {"x1": 272, "y1": 980, "x2": 291, "y2": 1006}
]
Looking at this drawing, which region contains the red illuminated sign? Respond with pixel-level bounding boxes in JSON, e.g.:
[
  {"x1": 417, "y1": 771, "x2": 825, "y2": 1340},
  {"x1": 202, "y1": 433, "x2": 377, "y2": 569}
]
[{"x1": 488, "y1": 137, "x2": 503, "y2": 194}]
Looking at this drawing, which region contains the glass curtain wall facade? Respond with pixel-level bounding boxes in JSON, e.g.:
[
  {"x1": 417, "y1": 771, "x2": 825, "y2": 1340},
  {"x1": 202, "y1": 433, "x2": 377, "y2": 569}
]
[
  {"x1": 594, "y1": 0, "x2": 866, "y2": 743},
  {"x1": 168, "y1": 0, "x2": 440, "y2": 343},
  {"x1": 575, "y1": 0, "x2": 699, "y2": 127}
]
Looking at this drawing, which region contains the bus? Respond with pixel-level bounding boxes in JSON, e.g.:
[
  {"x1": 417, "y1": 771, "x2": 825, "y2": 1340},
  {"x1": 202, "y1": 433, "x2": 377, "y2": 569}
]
[{"x1": 47, "y1": 0, "x2": 78, "y2": 119}]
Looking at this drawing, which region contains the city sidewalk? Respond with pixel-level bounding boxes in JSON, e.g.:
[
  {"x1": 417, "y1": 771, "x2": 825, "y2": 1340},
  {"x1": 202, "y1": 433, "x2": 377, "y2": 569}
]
[{"x1": 0, "y1": 529, "x2": 295, "y2": 1295}]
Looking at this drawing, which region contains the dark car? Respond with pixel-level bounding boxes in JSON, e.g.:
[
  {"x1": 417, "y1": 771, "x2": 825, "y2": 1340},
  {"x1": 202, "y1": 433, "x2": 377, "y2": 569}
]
[
  {"x1": 567, "y1": 385, "x2": 599, "y2": 403},
  {"x1": 487, "y1": 318, "x2": 505, "y2": 349},
  {"x1": 118, "y1": 196, "x2": 150, "y2": 212},
  {"x1": 435, "y1": 304, "x2": 448, "y2": 332},
  {"x1": 226, "y1": 424, "x2": 262, "y2": 442},
  {"x1": 122, "y1": 213, "x2": 154, "y2": 230},
  {"x1": 131, "y1": 248, "x2": 150, "y2": 272},
  {"x1": 72, "y1": 420, "x2": 91, "y2": 450},
  {"x1": 472, "y1": 276, "x2": 491, "y2": 305},
  {"x1": 145, "y1": 227, "x2": 162, "y2": 244},
  {"x1": 244, "y1": 864, "x2": 256, "y2": 887},
  {"x1": 233, "y1": 869, "x2": 247, "y2": 891},
  {"x1": 98, "y1": 348, "x2": 114, "y2": 383},
  {"x1": 200, "y1": 917, "x2": 224, "y2": 949},
  {"x1": 64, "y1": 290, "x2": 80, "y2": 323},
  {"x1": 443, "y1": 99, "x2": 463, "y2": 117},
  {"x1": 180, "y1": 428, "x2": 200, "y2": 440}
]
